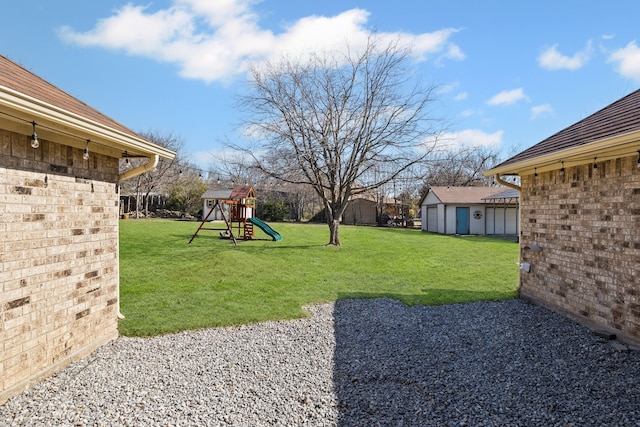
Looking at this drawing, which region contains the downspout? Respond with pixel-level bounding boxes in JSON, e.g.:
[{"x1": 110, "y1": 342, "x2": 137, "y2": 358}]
[
  {"x1": 494, "y1": 173, "x2": 521, "y2": 191},
  {"x1": 118, "y1": 154, "x2": 159, "y2": 184},
  {"x1": 115, "y1": 154, "x2": 159, "y2": 320},
  {"x1": 494, "y1": 173, "x2": 521, "y2": 243}
]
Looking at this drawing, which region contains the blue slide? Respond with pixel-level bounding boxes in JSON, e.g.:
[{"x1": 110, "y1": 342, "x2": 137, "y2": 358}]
[{"x1": 248, "y1": 217, "x2": 282, "y2": 241}]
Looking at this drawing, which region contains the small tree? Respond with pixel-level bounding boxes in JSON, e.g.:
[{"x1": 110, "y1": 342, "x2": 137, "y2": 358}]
[
  {"x1": 261, "y1": 200, "x2": 290, "y2": 222},
  {"x1": 236, "y1": 37, "x2": 441, "y2": 245},
  {"x1": 166, "y1": 172, "x2": 207, "y2": 217}
]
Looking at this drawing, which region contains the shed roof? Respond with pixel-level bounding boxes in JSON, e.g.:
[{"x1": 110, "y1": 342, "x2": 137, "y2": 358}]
[
  {"x1": 202, "y1": 188, "x2": 235, "y2": 200},
  {"x1": 482, "y1": 189, "x2": 519, "y2": 201},
  {"x1": 350, "y1": 192, "x2": 400, "y2": 205},
  {"x1": 202, "y1": 186, "x2": 255, "y2": 201},
  {"x1": 425, "y1": 186, "x2": 506, "y2": 205},
  {"x1": 0, "y1": 54, "x2": 174, "y2": 160},
  {"x1": 486, "y1": 88, "x2": 640, "y2": 175}
]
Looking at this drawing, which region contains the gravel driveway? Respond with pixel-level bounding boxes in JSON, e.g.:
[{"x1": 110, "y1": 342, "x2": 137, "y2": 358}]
[{"x1": 1, "y1": 298, "x2": 639, "y2": 426}]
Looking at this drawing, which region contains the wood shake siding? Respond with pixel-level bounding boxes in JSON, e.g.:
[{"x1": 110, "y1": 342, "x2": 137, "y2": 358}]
[
  {"x1": 0, "y1": 128, "x2": 120, "y2": 402},
  {"x1": 519, "y1": 154, "x2": 640, "y2": 343}
]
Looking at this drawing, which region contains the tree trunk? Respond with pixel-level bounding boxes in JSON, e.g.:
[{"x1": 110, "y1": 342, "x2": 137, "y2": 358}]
[
  {"x1": 328, "y1": 218, "x2": 341, "y2": 246},
  {"x1": 135, "y1": 191, "x2": 141, "y2": 219}
]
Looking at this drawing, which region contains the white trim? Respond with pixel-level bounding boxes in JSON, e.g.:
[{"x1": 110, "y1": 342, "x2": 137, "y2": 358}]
[{"x1": 0, "y1": 86, "x2": 175, "y2": 160}]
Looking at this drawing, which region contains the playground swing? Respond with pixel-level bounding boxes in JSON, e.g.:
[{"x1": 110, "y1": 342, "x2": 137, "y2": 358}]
[
  {"x1": 188, "y1": 198, "x2": 237, "y2": 245},
  {"x1": 188, "y1": 185, "x2": 282, "y2": 244}
]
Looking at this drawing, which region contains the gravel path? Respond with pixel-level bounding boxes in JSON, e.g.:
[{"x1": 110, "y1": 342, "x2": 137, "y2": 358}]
[{"x1": 2, "y1": 298, "x2": 640, "y2": 426}]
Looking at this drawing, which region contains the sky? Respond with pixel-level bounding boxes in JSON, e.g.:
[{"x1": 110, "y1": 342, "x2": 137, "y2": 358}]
[{"x1": 2, "y1": 1, "x2": 640, "y2": 170}]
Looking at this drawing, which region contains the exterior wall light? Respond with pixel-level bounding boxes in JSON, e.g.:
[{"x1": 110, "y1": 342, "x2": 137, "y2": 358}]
[
  {"x1": 31, "y1": 121, "x2": 39, "y2": 149},
  {"x1": 83, "y1": 140, "x2": 90, "y2": 160}
]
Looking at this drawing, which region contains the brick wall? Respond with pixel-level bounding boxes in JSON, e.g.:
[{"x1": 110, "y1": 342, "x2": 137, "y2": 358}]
[
  {"x1": 0, "y1": 128, "x2": 120, "y2": 403},
  {"x1": 519, "y1": 154, "x2": 640, "y2": 344}
]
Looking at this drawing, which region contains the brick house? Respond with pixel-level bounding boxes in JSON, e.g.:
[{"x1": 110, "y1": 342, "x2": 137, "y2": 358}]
[
  {"x1": 0, "y1": 54, "x2": 175, "y2": 403},
  {"x1": 485, "y1": 89, "x2": 640, "y2": 345}
]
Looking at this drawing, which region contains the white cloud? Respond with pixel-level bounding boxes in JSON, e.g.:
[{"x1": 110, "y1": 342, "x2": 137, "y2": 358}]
[
  {"x1": 409, "y1": 28, "x2": 466, "y2": 64},
  {"x1": 435, "y1": 82, "x2": 458, "y2": 95},
  {"x1": 608, "y1": 40, "x2": 640, "y2": 82},
  {"x1": 538, "y1": 42, "x2": 591, "y2": 70},
  {"x1": 433, "y1": 129, "x2": 503, "y2": 151},
  {"x1": 530, "y1": 103, "x2": 553, "y2": 119},
  {"x1": 57, "y1": 0, "x2": 464, "y2": 83},
  {"x1": 454, "y1": 91, "x2": 468, "y2": 101},
  {"x1": 486, "y1": 88, "x2": 529, "y2": 106}
]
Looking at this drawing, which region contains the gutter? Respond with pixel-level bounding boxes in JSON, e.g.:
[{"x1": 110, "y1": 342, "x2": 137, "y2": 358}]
[
  {"x1": 0, "y1": 87, "x2": 176, "y2": 160},
  {"x1": 117, "y1": 154, "x2": 159, "y2": 183},
  {"x1": 484, "y1": 130, "x2": 640, "y2": 177}
]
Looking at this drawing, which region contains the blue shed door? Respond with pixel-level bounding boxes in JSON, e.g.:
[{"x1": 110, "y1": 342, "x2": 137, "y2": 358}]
[{"x1": 456, "y1": 207, "x2": 470, "y2": 234}]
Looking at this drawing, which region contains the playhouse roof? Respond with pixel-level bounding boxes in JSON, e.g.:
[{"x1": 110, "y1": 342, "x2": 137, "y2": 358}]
[{"x1": 230, "y1": 185, "x2": 255, "y2": 199}]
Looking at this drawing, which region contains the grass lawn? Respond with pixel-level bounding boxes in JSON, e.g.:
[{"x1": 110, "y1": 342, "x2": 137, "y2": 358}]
[{"x1": 118, "y1": 219, "x2": 519, "y2": 336}]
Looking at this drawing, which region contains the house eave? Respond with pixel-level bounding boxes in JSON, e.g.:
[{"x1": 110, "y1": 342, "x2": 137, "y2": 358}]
[
  {"x1": 485, "y1": 130, "x2": 640, "y2": 177},
  {"x1": 0, "y1": 85, "x2": 176, "y2": 160}
]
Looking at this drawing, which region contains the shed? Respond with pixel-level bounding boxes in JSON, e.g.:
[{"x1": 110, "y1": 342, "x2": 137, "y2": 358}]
[
  {"x1": 485, "y1": 88, "x2": 640, "y2": 345},
  {"x1": 201, "y1": 188, "x2": 235, "y2": 221},
  {"x1": 342, "y1": 193, "x2": 405, "y2": 226},
  {"x1": 420, "y1": 186, "x2": 518, "y2": 235},
  {"x1": 0, "y1": 54, "x2": 175, "y2": 403}
]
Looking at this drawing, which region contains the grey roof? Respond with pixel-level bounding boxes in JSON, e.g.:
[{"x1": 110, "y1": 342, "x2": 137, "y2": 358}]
[
  {"x1": 482, "y1": 189, "x2": 519, "y2": 200},
  {"x1": 201, "y1": 188, "x2": 234, "y2": 200},
  {"x1": 202, "y1": 186, "x2": 256, "y2": 200}
]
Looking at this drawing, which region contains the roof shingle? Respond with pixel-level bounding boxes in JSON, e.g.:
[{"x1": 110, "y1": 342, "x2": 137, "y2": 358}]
[
  {"x1": 427, "y1": 186, "x2": 506, "y2": 204},
  {"x1": 494, "y1": 88, "x2": 640, "y2": 170},
  {"x1": 0, "y1": 54, "x2": 141, "y2": 139}
]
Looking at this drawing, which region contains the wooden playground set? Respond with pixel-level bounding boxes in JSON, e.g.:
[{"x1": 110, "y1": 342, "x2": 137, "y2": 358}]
[{"x1": 188, "y1": 185, "x2": 281, "y2": 245}]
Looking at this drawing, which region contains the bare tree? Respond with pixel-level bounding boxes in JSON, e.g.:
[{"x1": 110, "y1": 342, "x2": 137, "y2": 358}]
[
  {"x1": 208, "y1": 149, "x2": 264, "y2": 187},
  {"x1": 120, "y1": 130, "x2": 185, "y2": 217},
  {"x1": 418, "y1": 146, "x2": 500, "y2": 199},
  {"x1": 235, "y1": 37, "x2": 441, "y2": 245}
]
